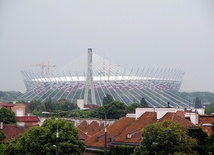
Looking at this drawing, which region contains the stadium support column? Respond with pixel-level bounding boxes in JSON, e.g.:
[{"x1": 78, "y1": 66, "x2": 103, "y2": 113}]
[{"x1": 84, "y1": 48, "x2": 97, "y2": 105}]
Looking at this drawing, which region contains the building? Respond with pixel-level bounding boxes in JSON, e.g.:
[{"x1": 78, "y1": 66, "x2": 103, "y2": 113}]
[
  {"x1": 20, "y1": 49, "x2": 187, "y2": 107},
  {"x1": 83, "y1": 110, "x2": 197, "y2": 155},
  {"x1": 0, "y1": 102, "x2": 40, "y2": 141},
  {"x1": 80, "y1": 107, "x2": 214, "y2": 154},
  {"x1": 199, "y1": 115, "x2": 214, "y2": 135},
  {"x1": 130, "y1": 107, "x2": 205, "y2": 125},
  {"x1": 0, "y1": 102, "x2": 14, "y2": 110}
]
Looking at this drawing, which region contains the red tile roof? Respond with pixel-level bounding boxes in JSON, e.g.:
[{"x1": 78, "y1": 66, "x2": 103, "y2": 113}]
[
  {"x1": 16, "y1": 116, "x2": 40, "y2": 122},
  {"x1": 159, "y1": 112, "x2": 196, "y2": 128},
  {"x1": 0, "y1": 103, "x2": 14, "y2": 107},
  {"x1": 78, "y1": 120, "x2": 105, "y2": 137},
  {"x1": 85, "y1": 117, "x2": 135, "y2": 149},
  {"x1": 176, "y1": 110, "x2": 185, "y2": 118},
  {"x1": 78, "y1": 120, "x2": 88, "y2": 132},
  {"x1": 1, "y1": 124, "x2": 88, "y2": 142},
  {"x1": 199, "y1": 115, "x2": 214, "y2": 135},
  {"x1": 113, "y1": 112, "x2": 157, "y2": 145},
  {"x1": 84, "y1": 112, "x2": 198, "y2": 151},
  {"x1": 0, "y1": 103, "x2": 14, "y2": 110},
  {"x1": 78, "y1": 129, "x2": 91, "y2": 140},
  {"x1": 1, "y1": 124, "x2": 32, "y2": 142},
  {"x1": 84, "y1": 104, "x2": 100, "y2": 109},
  {"x1": 85, "y1": 121, "x2": 104, "y2": 136}
]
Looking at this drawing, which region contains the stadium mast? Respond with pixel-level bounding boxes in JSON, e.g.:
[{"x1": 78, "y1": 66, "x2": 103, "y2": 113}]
[{"x1": 84, "y1": 48, "x2": 97, "y2": 105}]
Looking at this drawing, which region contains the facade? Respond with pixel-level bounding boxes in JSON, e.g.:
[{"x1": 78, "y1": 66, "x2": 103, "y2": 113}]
[
  {"x1": 21, "y1": 49, "x2": 187, "y2": 107},
  {"x1": 132, "y1": 107, "x2": 205, "y2": 125},
  {"x1": 11, "y1": 103, "x2": 26, "y2": 116}
]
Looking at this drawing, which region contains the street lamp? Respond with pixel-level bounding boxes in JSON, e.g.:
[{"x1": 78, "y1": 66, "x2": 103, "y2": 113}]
[
  {"x1": 99, "y1": 112, "x2": 107, "y2": 155},
  {"x1": 42, "y1": 111, "x2": 70, "y2": 155},
  {"x1": 104, "y1": 113, "x2": 107, "y2": 155}
]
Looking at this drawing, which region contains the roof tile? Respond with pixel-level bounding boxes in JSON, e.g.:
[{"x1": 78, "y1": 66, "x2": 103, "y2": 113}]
[
  {"x1": 1, "y1": 124, "x2": 32, "y2": 142},
  {"x1": 113, "y1": 112, "x2": 157, "y2": 144},
  {"x1": 16, "y1": 116, "x2": 40, "y2": 122},
  {"x1": 159, "y1": 112, "x2": 196, "y2": 128},
  {"x1": 85, "y1": 117, "x2": 135, "y2": 148}
]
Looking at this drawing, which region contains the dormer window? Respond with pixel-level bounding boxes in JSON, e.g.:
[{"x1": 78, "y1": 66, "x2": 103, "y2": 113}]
[
  {"x1": 127, "y1": 131, "x2": 137, "y2": 139},
  {"x1": 96, "y1": 134, "x2": 105, "y2": 142}
]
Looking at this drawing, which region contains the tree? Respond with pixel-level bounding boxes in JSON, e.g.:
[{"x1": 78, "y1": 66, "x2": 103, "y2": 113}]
[
  {"x1": 0, "y1": 130, "x2": 6, "y2": 142},
  {"x1": 55, "y1": 101, "x2": 79, "y2": 112},
  {"x1": 205, "y1": 102, "x2": 214, "y2": 114},
  {"x1": 133, "y1": 121, "x2": 197, "y2": 155},
  {"x1": 103, "y1": 94, "x2": 114, "y2": 106},
  {"x1": 44, "y1": 97, "x2": 54, "y2": 112},
  {"x1": 0, "y1": 107, "x2": 16, "y2": 124},
  {"x1": 195, "y1": 97, "x2": 202, "y2": 108},
  {"x1": 28, "y1": 99, "x2": 42, "y2": 113},
  {"x1": 103, "y1": 101, "x2": 128, "y2": 119},
  {"x1": 188, "y1": 127, "x2": 208, "y2": 155},
  {"x1": 4, "y1": 118, "x2": 85, "y2": 155},
  {"x1": 207, "y1": 122, "x2": 214, "y2": 155},
  {"x1": 140, "y1": 97, "x2": 149, "y2": 107},
  {"x1": 0, "y1": 131, "x2": 6, "y2": 155},
  {"x1": 127, "y1": 103, "x2": 142, "y2": 113}
]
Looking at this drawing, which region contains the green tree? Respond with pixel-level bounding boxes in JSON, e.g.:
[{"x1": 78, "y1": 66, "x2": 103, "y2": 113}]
[
  {"x1": 69, "y1": 109, "x2": 96, "y2": 118},
  {"x1": 103, "y1": 94, "x2": 114, "y2": 106},
  {"x1": 44, "y1": 97, "x2": 54, "y2": 112},
  {"x1": 140, "y1": 97, "x2": 149, "y2": 107},
  {"x1": 207, "y1": 122, "x2": 214, "y2": 155},
  {"x1": 133, "y1": 121, "x2": 197, "y2": 155},
  {"x1": 28, "y1": 99, "x2": 42, "y2": 113},
  {"x1": 0, "y1": 130, "x2": 6, "y2": 142},
  {"x1": 188, "y1": 127, "x2": 208, "y2": 155},
  {"x1": 109, "y1": 145, "x2": 135, "y2": 155},
  {"x1": 205, "y1": 102, "x2": 214, "y2": 114},
  {"x1": 0, "y1": 107, "x2": 16, "y2": 124},
  {"x1": 103, "y1": 101, "x2": 128, "y2": 119},
  {"x1": 0, "y1": 131, "x2": 6, "y2": 155},
  {"x1": 5, "y1": 118, "x2": 85, "y2": 155},
  {"x1": 56, "y1": 101, "x2": 79, "y2": 112},
  {"x1": 195, "y1": 97, "x2": 202, "y2": 108},
  {"x1": 127, "y1": 103, "x2": 142, "y2": 113}
]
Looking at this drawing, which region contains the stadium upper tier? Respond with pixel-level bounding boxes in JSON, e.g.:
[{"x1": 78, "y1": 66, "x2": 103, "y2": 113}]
[{"x1": 20, "y1": 51, "x2": 188, "y2": 107}]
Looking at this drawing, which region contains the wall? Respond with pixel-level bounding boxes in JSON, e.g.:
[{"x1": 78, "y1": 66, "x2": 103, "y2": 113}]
[{"x1": 11, "y1": 103, "x2": 26, "y2": 116}]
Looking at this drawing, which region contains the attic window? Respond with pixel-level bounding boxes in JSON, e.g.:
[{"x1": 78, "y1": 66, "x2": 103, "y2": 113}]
[
  {"x1": 127, "y1": 131, "x2": 137, "y2": 139},
  {"x1": 109, "y1": 136, "x2": 116, "y2": 142},
  {"x1": 96, "y1": 135, "x2": 104, "y2": 142}
]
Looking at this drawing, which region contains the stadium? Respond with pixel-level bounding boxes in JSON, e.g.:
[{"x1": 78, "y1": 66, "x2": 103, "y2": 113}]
[{"x1": 21, "y1": 49, "x2": 188, "y2": 107}]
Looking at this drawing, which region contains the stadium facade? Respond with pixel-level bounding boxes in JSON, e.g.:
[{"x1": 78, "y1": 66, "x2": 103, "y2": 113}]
[{"x1": 21, "y1": 49, "x2": 188, "y2": 107}]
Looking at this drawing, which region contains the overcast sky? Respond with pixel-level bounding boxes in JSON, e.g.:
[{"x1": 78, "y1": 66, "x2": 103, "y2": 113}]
[{"x1": 0, "y1": 0, "x2": 214, "y2": 93}]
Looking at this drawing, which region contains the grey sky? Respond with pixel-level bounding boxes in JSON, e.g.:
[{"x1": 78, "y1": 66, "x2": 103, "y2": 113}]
[{"x1": 0, "y1": 0, "x2": 214, "y2": 93}]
